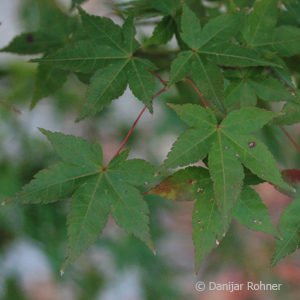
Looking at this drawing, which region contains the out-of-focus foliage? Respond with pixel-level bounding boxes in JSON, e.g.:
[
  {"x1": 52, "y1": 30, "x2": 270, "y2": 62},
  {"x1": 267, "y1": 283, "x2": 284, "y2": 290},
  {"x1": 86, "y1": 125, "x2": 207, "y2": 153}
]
[{"x1": 0, "y1": 0, "x2": 300, "y2": 298}]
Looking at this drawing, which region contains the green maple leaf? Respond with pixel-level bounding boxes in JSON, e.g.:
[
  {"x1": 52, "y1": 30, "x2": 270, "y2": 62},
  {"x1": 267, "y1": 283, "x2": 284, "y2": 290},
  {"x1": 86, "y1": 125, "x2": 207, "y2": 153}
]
[
  {"x1": 237, "y1": 0, "x2": 299, "y2": 92},
  {"x1": 225, "y1": 69, "x2": 298, "y2": 111},
  {"x1": 232, "y1": 186, "x2": 277, "y2": 236},
  {"x1": 240, "y1": 0, "x2": 300, "y2": 57},
  {"x1": 148, "y1": 167, "x2": 225, "y2": 271},
  {"x1": 225, "y1": 79, "x2": 257, "y2": 109},
  {"x1": 31, "y1": 8, "x2": 156, "y2": 120},
  {"x1": 1, "y1": 0, "x2": 81, "y2": 108},
  {"x1": 255, "y1": 26, "x2": 300, "y2": 57},
  {"x1": 148, "y1": 166, "x2": 277, "y2": 271},
  {"x1": 144, "y1": 16, "x2": 176, "y2": 46},
  {"x1": 272, "y1": 191, "x2": 300, "y2": 266},
  {"x1": 163, "y1": 104, "x2": 291, "y2": 225},
  {"x1": 151, "y1": 0, "x2": 181, "y2": 15},
  {"x1": 0, "y1": 32, "x2": 64, "y2": 55},
  {"x1": 281, "y1": 0, "x2": 300, "y2": 25},
  {"x1": 168, "y1": 5, "x2": 280, "y2": 112},
  {"x1": 4, "y1": 129, "x2": 156, "y2": 271},
  {"x1": 31, "y1": 64, "x2": 69, "y2": 109},
  {"x1": 0, "y1": 1, "x2": 77, "y2": 55},
  {"x1": 240, "y1": 0, "x2": 278, "y2": 47},
  {"x1": 273, "y1": 100, "x2": 300, "y2": 125}
]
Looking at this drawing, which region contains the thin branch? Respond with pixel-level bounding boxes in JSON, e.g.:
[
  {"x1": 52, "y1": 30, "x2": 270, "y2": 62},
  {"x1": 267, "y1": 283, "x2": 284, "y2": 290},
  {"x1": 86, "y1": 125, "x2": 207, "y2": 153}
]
[
  {"x1": 0, "y1": 99, "x2": 22, "y2": 115},
  {"x1": 279, "y1": 125, "x2": 300, "y2": 154},
  {"x1": 149, "y1": 70, "x2": 167, "y2": 86},
  {"x1": 183, "y1": 78, "x2": 208, "y2": 108},
  {"x1": 106, "y1": 86, "x2": 167, "y2": 166}
]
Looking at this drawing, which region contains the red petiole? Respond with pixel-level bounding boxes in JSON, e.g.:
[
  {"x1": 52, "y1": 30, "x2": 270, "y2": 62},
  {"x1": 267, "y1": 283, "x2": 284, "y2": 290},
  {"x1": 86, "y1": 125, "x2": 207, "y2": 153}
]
[{"x1": 106, "y1": 71, "x2": 167, "y2": 166}]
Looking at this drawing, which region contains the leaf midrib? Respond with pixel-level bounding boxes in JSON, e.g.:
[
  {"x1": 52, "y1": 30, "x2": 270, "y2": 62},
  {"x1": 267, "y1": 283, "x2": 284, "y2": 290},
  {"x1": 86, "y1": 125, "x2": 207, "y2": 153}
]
[
  {"x1": 165, "y1": 129, "x2": 216, "y2": 168},
  {"x1": 104, "y1": 172, "x2": 145, "y2": 232},
  {"x1": 14, "y1": 169, "x2": 100, "y2": 199},
  {"x1": 74, "y1": 173, "x2": 104, "y2": 252},
  {"x1": 273, "y1": 222, "x2": 300, "y2": 264},
  {"x1": 84, "y1": 14, "x2": 127, "y2": 54},
  {"x1": 87, "y1": 59, "x2": 129, "y2": 113}
]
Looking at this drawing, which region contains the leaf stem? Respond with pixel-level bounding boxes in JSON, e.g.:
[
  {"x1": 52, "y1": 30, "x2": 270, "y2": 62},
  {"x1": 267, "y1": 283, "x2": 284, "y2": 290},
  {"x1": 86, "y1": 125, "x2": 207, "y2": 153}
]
[
  {"x1": 279, "y1": 125, "x2": 300, "y2": 154},
  {"x1": 0, "y1": 99, "x2": 22, "y2": 115},
  {"x1": 149, "y1": 70, "x2": 167, "y2": 86},
  {"x1": 183, "y1": 78, "x2": 208, "y2": 108},
  {"x1": 107, "y1": 86, "x2": 167, "y2": 165}
]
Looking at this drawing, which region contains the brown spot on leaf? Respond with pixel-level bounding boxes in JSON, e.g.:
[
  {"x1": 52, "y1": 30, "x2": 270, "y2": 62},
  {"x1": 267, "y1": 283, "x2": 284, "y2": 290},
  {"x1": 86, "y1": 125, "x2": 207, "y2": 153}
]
[
  {"x1": 26, "y1": 34, "x2": 34, "y2": 43},
  {"x1": 147, "y1": 178, "x2": 193, "y2": 201}
]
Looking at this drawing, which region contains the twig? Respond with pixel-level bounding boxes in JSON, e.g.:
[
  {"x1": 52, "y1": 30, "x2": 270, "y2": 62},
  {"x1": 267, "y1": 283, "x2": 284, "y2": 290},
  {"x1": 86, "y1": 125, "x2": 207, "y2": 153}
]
[
  {"x1": 0, "y1": 99, "x2": 22, "y2": 115},
  {"x1": 106, "y1": 86, "x2": 167, "y2": 166},
  {"x1": 183, "y1": 78, "x2": 208, "y2": 108},
  {"x1": 149, "y1": 70, "x2": 167, "y2": 86},
  {"x1": 279, "y1": 125, "x2": 300, "y2": 154}
]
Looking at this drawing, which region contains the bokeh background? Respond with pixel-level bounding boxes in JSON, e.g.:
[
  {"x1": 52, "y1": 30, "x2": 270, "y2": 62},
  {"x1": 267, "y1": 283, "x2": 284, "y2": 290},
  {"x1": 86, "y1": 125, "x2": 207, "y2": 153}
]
[{"x1": 0, "y1": 1, "x2": 300, "y2": 299}]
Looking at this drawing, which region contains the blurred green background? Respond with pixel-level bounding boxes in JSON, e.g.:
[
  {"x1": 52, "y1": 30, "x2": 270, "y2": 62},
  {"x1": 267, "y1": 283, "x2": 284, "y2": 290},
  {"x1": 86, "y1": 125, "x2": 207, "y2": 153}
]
[{"x1": 0, "y1": 1, "x2": 299, "y2": 299}]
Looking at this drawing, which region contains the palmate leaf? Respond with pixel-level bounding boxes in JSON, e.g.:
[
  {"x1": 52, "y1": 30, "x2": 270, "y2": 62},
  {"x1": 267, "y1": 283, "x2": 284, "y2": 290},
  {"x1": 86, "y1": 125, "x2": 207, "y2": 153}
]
[
  {"x1": 32, "y1": 8, "x2": 156, "y2": 118},
  {"x1": 169, "y1": 6, "x2": 280, "y2": 112},
  {"x1": 1, "y1": 1, "x2": 80, "y2": 107},
  {"x1": 5, "y1": 130, "x2": 156, "y2": 271},
  {"x1": 240, "y1": 0, "x2": 278, "y2": 47},
  {"x1": 1, "y1": 0, "x2": 78, "y2": 55},
  {"x1": 255, "y1": 26, "x2": 300, "y2": 57},
  {"x1": 224, "y1": 70, "x2": 299, "y2": 111},
  {"x1": 163, "y1": 105, "x2": 292, "y2": 225},
  {"x1": 148, "y1": 166, "x2": 276, "y2": 271},
  {"x1": 148, "y1": 167, "x2": 225, "y2": 271},
  {"x1": 272, "y1": 192, "x2": 300, "y2": 266},
  {"x1": 239, "y1": 0, "x2": 300, "y2": 57}
]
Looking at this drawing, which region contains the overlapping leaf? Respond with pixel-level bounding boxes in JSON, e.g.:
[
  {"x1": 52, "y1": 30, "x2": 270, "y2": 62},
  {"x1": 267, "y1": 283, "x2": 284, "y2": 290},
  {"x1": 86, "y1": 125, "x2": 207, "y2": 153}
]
[
  {"x1": 149, "y1": 166, "x2": 277, "y2": 271},
  {"x1": 151, "y1": 0, "x2": 180, "y2": 15},
  {"x1": 168, "y1": 4, "x2": 279, "y2": 112},
  {"x1": 5, "y1": 130, "x2": 156, "y2": 271},
  {"x1": 1, "y1": 0, "x2": 81, "y2": 107},
  {"x1": 145, "y1": 16, "x2": 176, "y2": 46},
  {"x1": 163, "y1": 104, "x2": 291, "y2": 224},
  {"x1": 281, "y1": 0, "x2": 300, "y2": 25},
  {"x1": 32, "y1": 8, "x2": 156, "y2": 119},
  {"x1": 148, "y1": 167, "x2": 226, "y2": 271},
  {"x1": 225, "y1": 70, "x2": 299, "y2": 111},
  {"x1": 232, "y1": 186, "x2": 277, "y2": 236},
  {"x1": 240, "y1": 0, "x2": 300, "y2": 57},
  {"x1": 272, "y1": 191, "x2": 300, "y2": 266}
]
